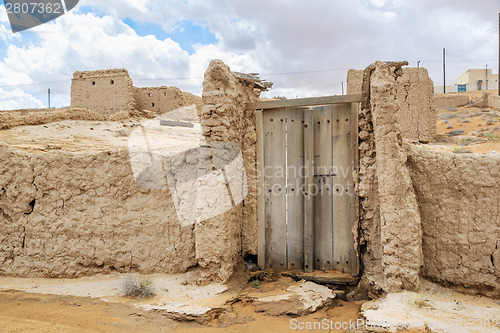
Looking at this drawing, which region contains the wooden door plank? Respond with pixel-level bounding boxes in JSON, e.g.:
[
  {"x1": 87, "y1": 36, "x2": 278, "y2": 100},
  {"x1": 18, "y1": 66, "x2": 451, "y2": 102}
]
[
  {"x1": 256, "y1": 109, "x2": 266, "y2": 269},
  {"x1": 303, "y1": 109, "x2": 314, "y2": 273},
  {"x1": 286, "y1": 107, "x2": 305, "y2": 270},
  {"x1": 313, "y1": 106, "x2": 334, "y2": 271},
  {"x1": 263, "y1": 108, "x2": 287, "y2": 269},
  {"x1": 332, "y1": 103, "x2": 357, "y2": 273},
  {"x1": 350, "y1": 102, "x2": 360, "y2": 275}
]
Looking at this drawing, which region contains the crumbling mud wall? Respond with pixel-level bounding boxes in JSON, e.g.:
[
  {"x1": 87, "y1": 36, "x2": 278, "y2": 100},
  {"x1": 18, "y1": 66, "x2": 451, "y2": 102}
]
[
  {"x1": 71, "y1": 69, "x2": 202, "y2": 120},
  {"x1": 358, "y1": 61, "x2": 423, "y2": 293},
  {"x1": 476, "y1": 92, "x2": 500, "y2": 110},
  {"x1": 434, "y1": 94, "x2": 469, "y2": 109},
  {"x1": 349, "y1": 67, "x2": 436, "y2": 143},
  {"x1": 359, "y1": 61, "x2": 498, "y2": 297},
  {"x1": 0, "y1": 144, "x2": 197, "y2": 278},
  {"x1": 395, "y1": 68, "x2": 436, "y2": 143},
  {"x1": 71, "y1": 69, "x2": 136, "y2": 119},
  {"x1": 197, "y1": 60, "x2": 265, "y2": 282},
  {"x1": 346, "y1": 69, "x2": 363, "y2": 95},
  {"x1": 408, "y1": 146, "x2": 500, "y2": 298},
  {"x1": 134, "y1": 86, "x2": 202, "y2": 117},
  {"x1": 358, "y1": 69, "x2": 383, "y2": 291},
  {"x1": 0, "y1": 108, "x2": 105, "y2": 130}
]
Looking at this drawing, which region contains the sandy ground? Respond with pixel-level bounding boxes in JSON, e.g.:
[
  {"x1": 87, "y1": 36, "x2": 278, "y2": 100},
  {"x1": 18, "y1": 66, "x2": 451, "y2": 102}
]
[
  {"x1": 421, "y1": 105, "x2": 500, "y2": 154},
  {"x1": 0, "y1": 291, "x2": 363, "y2": 333},
  {"x1": 362, "y1": 279, "x2": 500, "y2": 333},
  {"x1": 0, "y1": 273, "x2": 364, "y2": 333}
]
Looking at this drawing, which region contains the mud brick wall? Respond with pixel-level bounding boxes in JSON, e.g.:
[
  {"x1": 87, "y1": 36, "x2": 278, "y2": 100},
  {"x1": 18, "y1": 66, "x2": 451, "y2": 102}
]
[
  {"x1": 476, "y1": 92, "x2": 500, "y2": 110},
  {"x1": 134, "y1": 86, "x2": 202, "y2": 117},
  {"x1": 0, "y1": 144, "x2": 197, "y2": 278},
  {"x1": 197, "y1": 60, "x2": 262, "y2": 282},
  {"x1": 71, "y1": 69, "x2": 136, "y2": 119},
  {"x1": 408, "y1": 146, "x2": 500, "y2": 298},
  {"x1": 395, "y1": 68, "x2": 436, "y2": 143},
  {"x1": 358, "y1": 61, "x2": 423, "y2": 293},
  {"x1": 434, "y1": 94, "x2": 469, "y2": 109},
  {"x1": 71, "y1": 69, "x2": 202, "y2": 120},
  {"x1": 347, "y1": 69, "x2": 363, "y2": 95},
  {"x1": 0, "y1": 108, "x2": 105, "y2": 130},
  {"x1": 349, "y1": 67, "x2": 436, "y2": 143}
]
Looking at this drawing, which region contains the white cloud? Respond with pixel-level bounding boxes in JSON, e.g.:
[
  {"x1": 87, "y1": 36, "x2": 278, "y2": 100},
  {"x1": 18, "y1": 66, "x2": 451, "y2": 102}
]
[
  {"x1": 79, "y1": 0, "x2": 154, "y2": 20},
  {"x1": 0, "y1": 0, "x2": 499, "y2": 109},
  {"x1": 0, "y1": 88, "x2": 43, "y2": 109},
  {"x1": 0, "y1": 5, "x2": 7, "y2": 23},
  {"x1": 369, "y1": 0, "x2": 389, "y2": 7}
]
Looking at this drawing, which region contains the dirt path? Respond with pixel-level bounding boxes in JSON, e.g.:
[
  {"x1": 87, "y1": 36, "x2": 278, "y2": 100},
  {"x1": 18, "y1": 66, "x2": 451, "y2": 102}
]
[{"x1": 0, "y1": 290, "x2": 364, "y2": 333}]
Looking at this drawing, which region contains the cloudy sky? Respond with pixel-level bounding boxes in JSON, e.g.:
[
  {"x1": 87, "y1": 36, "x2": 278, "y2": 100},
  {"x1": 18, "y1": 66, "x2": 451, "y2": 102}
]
[{"x1": 0, "y1": 0, "x2": 499, "y2": 109}]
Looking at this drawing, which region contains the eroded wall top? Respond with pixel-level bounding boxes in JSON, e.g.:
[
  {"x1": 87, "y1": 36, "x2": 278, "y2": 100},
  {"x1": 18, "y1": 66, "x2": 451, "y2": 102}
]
[{"x1": 348, "y1": 66, "x2": 436, "y2": 143}]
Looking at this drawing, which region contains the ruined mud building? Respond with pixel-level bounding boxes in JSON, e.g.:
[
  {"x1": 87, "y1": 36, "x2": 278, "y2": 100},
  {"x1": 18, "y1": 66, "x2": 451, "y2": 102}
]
[
  {"x1": 70, "y1": 68, "x2": 203, "y2": 119},
  {"x1": 0, "y1": 61, "x2": 498, "y2": 300}
]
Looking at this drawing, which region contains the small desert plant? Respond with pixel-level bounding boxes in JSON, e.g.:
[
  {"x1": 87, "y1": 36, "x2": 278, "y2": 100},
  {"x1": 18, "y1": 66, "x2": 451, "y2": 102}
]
[
  {"x1": 452, "y1": 146, "x2": 472, "y2": 154},
  {"x1": 122, "y1": 274, "x2": 155, "y2": 298},
  {"x1": 484, "y1": 133, "x2": 500, "y2": 141},
  {"x1": 252, "y1": 279, "x2": 261, "y2": 289},
  {"x1": 412, "y1": 295, "x2": 433, "y2": 309},
  {"x1": 459, "y1": 137, "x2": 484, "y2": 146}
]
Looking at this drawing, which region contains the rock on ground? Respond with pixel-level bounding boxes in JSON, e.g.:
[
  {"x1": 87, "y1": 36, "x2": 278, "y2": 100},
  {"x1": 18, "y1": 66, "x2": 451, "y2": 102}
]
[{"x1": 251, "y1": 280, "x2": 336, "y2": 317}]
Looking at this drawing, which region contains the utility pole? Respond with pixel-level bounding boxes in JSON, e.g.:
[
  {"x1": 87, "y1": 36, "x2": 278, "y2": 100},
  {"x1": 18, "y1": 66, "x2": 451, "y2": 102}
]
[
  {"x1": 48, "y1": 88, "x2": 51, "y2": 108},
  {"x1": 443, "y1": 48, "x2": 446, "y2": 94},
  {"x1": 486, "y1": 64, "x2": 488, "y2": 91},
  {"x1": 341, "y1": 81, "x2": 344, "y2": 95}
]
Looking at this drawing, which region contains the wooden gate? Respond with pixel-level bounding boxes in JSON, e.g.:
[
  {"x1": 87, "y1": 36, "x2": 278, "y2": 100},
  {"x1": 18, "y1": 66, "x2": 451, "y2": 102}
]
[{"x1": 249, "y1": 94, "x2": 361, "y2": 275}]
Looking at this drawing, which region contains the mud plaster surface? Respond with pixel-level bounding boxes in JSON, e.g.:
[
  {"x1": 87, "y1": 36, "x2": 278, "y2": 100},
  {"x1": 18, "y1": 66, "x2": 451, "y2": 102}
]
[
  {"x1": 194, "y1": 59, "x2": 262, "y2": 284},
  {"x1": 370, "y1": 62, "x2": 423, "y2": 292},
  {"x1": 408, "y1": 145, "x2": 500, "y2": 298},
  {"x1": 0, "y1": 142, "x2": 198, "y2": 278}
]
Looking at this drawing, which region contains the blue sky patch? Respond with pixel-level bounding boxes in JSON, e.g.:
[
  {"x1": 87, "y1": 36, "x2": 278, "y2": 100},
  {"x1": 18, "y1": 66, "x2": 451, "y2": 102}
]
[{"x1": 124, "y1": 19, "x2": 217, "y2": 54}]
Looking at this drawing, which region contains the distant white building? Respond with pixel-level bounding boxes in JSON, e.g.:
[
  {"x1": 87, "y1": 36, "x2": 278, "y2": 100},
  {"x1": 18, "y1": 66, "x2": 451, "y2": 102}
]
[{"x1": 455, "y1": 68, "x2": 498, "y2": 92}]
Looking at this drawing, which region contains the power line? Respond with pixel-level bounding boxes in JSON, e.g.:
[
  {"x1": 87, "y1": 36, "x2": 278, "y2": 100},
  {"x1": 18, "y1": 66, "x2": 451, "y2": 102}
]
[
  {"x1": 0, "y1": 80, "x2": 68, "y2": 88},
  {"x1": 450, "y1": 20, "x2": 499, "y2": 58},
  {"x1": 0, "y1": 58, "x2": 498, "y2": 91},
  {"x1": 133, "y1": 77, "x2": 200, "y2": 81},
  {"x1": 458, "y1": 22, "x2": 498, "y2": 56},
  {"x1": 262, "y1": 68, "x2": 359, "y2": 76}
]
